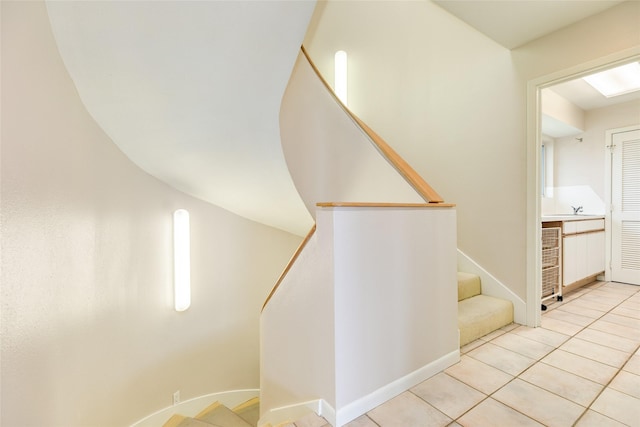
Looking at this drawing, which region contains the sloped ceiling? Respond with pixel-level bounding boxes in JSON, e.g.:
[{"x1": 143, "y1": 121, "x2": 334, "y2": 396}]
[
  {"x1": 45, "y1": 0, "x2": 628, "y2": 237},
  {"x1": 46, "y1": 1, "x2": 316, "y2": 236}
]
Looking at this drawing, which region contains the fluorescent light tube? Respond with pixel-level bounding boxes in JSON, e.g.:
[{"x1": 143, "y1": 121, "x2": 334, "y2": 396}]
[
  {"x1": 335, "y1": 50, "x2": 348, "y2": 105},
  {"x1": 173, "y1": 209, "x2": 191, "y2": 311}
]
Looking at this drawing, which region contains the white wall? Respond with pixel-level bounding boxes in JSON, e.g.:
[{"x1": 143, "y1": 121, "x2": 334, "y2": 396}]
[
  {"x1": 260, "y1": 206, "x2": 458, "y2": 426},
  {"x1": 0, "y1": 3, "x2": 301, "y2": 426},
  {"x1": 553, "y1": 100, "x2": 640, "y2": 212},
  {"x1": 304, "y1": 0, "x2": 640, "y2": 302},
  {"x1": 280, "y1": 51, "x2": 425, "y2": 217},
  {"x1": 331, "y1": 206, "x2": 459, "y2": 414},
  {"x1": 304, "y1": 0, "x2": 524, "y2": 298}
]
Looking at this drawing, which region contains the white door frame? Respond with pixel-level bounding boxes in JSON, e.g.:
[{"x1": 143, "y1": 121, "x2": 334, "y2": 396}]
[{"x1": 525, "y1": 48, "x2": 640, "y2": 327}]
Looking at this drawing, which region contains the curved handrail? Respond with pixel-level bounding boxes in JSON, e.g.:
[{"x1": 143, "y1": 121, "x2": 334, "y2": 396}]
[
  {"x1": 263, "y1": 48, "x2": 451, "y2": 311},
  {"x1": 262, "y1": 224, "x2": 316, "y2": 312},
  {"x1": 317, "y1": 202, "x2": 455, "y2": 208},
  {"x1": 300, "y1": 46, "x2": 445, "y2": 204}
]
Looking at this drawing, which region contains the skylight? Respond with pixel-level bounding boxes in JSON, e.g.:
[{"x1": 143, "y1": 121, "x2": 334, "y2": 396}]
[{"x1": 583, "y1": 62, "x2": 640, "y2": 98}]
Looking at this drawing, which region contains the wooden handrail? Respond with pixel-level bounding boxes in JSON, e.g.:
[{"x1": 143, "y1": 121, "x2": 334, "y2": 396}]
[
  {"x1": 317, "y1": 202, "x2": 455, "y2": 208},
  {"x1": 263, "y1": 49, "x2": 452, "y2": 312},
  {"x1": 262, "y1": 224, "x2": 316, "y2": 312},
  {"x1": 300, "y1": 46, "x2": 445, "y2": 204}
]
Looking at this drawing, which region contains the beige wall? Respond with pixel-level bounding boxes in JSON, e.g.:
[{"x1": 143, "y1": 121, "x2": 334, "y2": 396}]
[
  {"x1": 304, "y1": 0, "x2": 525, "y2": 297},
  {"x1": 0, "y1": 2, "x2": 301, "y2": 426},
  {"x1": 555, "y1": 100, "x2": 640, "y2": 198},
  {"x1": 304, "y1": 0, "x2": 640, "y2": 302}
]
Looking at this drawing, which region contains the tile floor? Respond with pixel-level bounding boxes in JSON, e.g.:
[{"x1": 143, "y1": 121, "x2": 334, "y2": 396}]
[{"x1": 297, "y1": 281, "x2": 640, "y2": 427}]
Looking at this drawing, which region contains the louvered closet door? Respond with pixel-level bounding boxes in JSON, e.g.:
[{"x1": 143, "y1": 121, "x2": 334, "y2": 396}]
[{"x1": 612, "y1": 128, "x2": 640, "y2": 285}]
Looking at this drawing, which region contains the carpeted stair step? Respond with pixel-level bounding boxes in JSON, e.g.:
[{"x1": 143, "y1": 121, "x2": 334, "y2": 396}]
[
  {"x1": 457, "y1": 272, "x2": 481, "y2": 301},
  {"x1": 195, "y1": 401, "x2": 253, "y2": 427},
  {"x1": 231, "y1": 397, "x2": 260, "y2": 426},
  {"x1": 163, "y1": 414, "x2": 222, "y2": 427},
  {"x1": 458, "y1": 294, "x2": 513, "y2": 346}
]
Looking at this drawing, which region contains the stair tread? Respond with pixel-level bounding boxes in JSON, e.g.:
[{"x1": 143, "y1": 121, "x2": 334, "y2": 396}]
[
  {"x1": 457, "y1": 272, "x2": 481, "y2": 301},
  {"x1": 232, "y1": 397, "x2": 259, "y2": 426},
  {"x1": 163, "y1": 414, "x2": 223, "y2": 427},
  {"x1": 196, "y1": 401, "x2": 253, "y2": 427},
  {"x1": 458, "y1": 294, "x2": 513, "y2": 346}
]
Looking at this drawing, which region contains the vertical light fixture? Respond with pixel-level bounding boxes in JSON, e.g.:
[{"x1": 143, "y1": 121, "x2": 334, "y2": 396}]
[
  {"x1": 334, "y1": 50, "x2": 348, "y2": 106},
  {"x1": 173, "y1": 209, "x2": 191, "y2": 311}
]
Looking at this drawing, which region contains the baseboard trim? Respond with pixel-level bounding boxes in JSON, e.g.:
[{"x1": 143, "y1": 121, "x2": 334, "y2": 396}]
[
  {"x1": 335, "y1": 349, "x2": 460, "y2": 426},
  {"x1": 458, "y1": 249, "x2": 527, "y2": 325},
  {"x1": 130, "y1": 389, "x2": 259, "y2": 427},
  {"x1": 259, "y1": 399, "x2": 336, "y2": 427}
]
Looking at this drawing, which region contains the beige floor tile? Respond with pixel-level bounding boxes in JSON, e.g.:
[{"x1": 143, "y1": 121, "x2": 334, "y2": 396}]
[
  {"x1": 444, "y1": 355, "x2": 513, "y2": 395},
  {"x1": 367, "y1": 391, "x2": 451, "y2": 427},
  {"x1": 478, "y1": 328, "x2": 506, "y2": 342},
  {"x1": 456, "y1": 398, "x2": 543, "y2": 427},
  {"x1": 587, "y1": 288, "x2": 634, "y2": 298},
  {"x1": 491, "y1": 332, "x2": 555, "y2": 360},
  {"x1": 541, "y1": 349, "x2": 618, "y2": 385},
  {"x1": 579, "y1": 292, "x2": 628, "y2": 306},
  {"x1": 512, "y1": 325, "x2": 570, "y2": 347},
  {"x1": 567, "y1": 298, "x2": 614, "y2": 313},
  {"x1": 623, "y1": 354, "x2": 640, "y2": 375},
  {"x1": 560, "y1": 337, "x2": 631, "y2": 368},
  {"x1": 575, "y1": 409, "x2": 627, "y2": 427},
  {"x1": 500, "y1": 323, "x2": 519, "y2": 332},
  {"x1": 492, "y1": 379, "x2": 584, "y2": 427},
  {"x1": 598, "y1": 282, "x2": 640, "y2": 295},
  {"x1": 590, "y1": 387, "x2": 640, "y2": 426},
  {"x1": 460, "y1": 339, "x2": 485, "y2": 354},
  {"x1": 575, "y1": 328, "x2": 639, "y2": 353},
  {"x1": 411, "y1": 373, "x2": 485, "y2": 419},
  {"x1": 609, "y1": 370, "x2": 640, "y2": 399},
  {"x1": 611, "y1": 306, "x2": 640, "y2": 320},
  {"x1": 544, "y1": 308, "x2": 596, "y2": 327},
  {"x1": 447, "y1": 423, "x2": 462, "y2": 427},
  {"x1": 601, "y1": 312, "x2": 640, "y2": 329},
  {"x1": 343, "y1": 415, "x2": 378, "y2": 427},
  {"x1": 555, "y1": 302, "x2": 605, "y2": 319},
  {"x1": 620, "y1": 293, "x2": 640, "y2": 310},
  {"x1": 467, "y1": 342, "x2": 536, "y2": 376},
  {"x1": 589, "y1": 319, "x2": 640, "y2": 341},
  {"x1": 519, "y1": 362, "x2": 604, "y2": 407},
  {"x1": 541, "y1": 317, "x2": 585, "y2": 336}
]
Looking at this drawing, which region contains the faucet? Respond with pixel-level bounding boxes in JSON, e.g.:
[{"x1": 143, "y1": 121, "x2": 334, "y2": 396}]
[{"x1": 571, "y1": 205, "x2": 583, "y2": 215}]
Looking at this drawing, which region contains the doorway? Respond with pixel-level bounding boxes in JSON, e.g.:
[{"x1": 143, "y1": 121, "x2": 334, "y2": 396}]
[{"x1": 526, "y1": 54, "x2": 640, "y2": 327}]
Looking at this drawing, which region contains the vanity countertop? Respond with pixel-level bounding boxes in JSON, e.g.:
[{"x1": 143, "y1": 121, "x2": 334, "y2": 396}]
[{"x1": 541, "y1": 214, "x2": 605, "y2": 222}]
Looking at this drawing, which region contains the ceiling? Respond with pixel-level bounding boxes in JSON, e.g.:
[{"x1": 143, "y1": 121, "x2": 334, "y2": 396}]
[
  {"x1": 46, "y1": 1, "x2": 317, "y2": 236},
  {"x1": 44, "y1": 1, "x2": 632, "y2": 235},
  {"x1": 433, "y1": 0, "x2": 625, "y2": 50},
  {"x1": 549, "y1": 69, "x2": 640, "y2": 111}
]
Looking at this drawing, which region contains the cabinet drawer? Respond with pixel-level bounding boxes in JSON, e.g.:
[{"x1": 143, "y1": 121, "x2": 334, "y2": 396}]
[
  {"x1": 563, "y1": 219, "x2": 604, "y2": 235},
  {"x1": 576, "y1": 219, "x2": 604, "y2": 233}
]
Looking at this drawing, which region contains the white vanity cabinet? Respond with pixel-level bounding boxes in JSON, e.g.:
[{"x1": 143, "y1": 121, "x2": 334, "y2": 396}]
[
  {"x1": 542, "y1": 216, "x2": 605, "y2": 294},
  {"x1": 562, "y1": 218, "x2": 605, "y2": 288}
]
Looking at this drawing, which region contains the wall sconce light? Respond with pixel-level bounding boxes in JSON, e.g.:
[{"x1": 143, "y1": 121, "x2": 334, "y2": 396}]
[
  {"x1": 334, "y1": 50, "x2": 348, "y2": 106},
  {"x1": 173, "y1": 209, "x2": 191, "y2": 311}
]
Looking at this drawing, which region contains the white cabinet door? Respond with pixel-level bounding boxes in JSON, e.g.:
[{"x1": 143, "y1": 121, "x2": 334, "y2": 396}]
[
  {"x1": 587, "y1": 231, "x2": 605, "y2": 277},
  {"x1": 563, "y1": 235, "x2": 578, "y2": 286},
  {"x1": 564, "y1": 232, "x2": 603, "y2": 286}
]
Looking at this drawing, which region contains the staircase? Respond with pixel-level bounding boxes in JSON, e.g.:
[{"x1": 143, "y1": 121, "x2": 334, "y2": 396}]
[
  {"x1": 457, "y1": 272, "x2": 514, "y2": 347},
  {"x1": 162, "y1": 397, "x2": 332, "y2": 427},
  {"x1": 163, "y1": 398, "x2": 259, "y2": 427}
]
